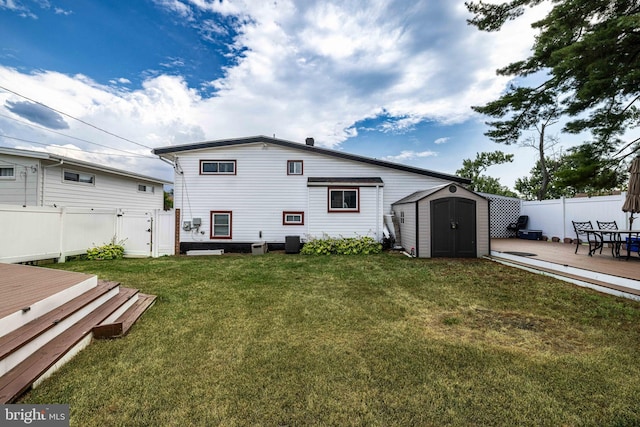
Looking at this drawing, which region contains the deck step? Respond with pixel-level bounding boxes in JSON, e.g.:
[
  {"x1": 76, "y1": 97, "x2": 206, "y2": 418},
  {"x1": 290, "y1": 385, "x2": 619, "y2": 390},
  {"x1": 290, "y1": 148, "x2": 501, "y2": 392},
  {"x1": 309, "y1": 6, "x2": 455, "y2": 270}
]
[
  {"x1": 0, "y1": 281, "x2": 120, "y2": 366},
  {"x1": 93, "y1": 294, "x2": 157, "y2": 339},
  {"x1": 0, "y1": 287, "x2": 140, "y2": 404},
  {"x1": 490, "y1": 255, "x2": 640, "y2": 297}
]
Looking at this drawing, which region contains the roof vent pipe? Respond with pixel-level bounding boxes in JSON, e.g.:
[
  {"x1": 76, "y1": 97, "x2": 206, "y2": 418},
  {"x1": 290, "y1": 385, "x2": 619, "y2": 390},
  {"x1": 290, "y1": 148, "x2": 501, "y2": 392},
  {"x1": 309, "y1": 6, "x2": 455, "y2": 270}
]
[{"x1": 305, "y1": 137, "x2": 314, "y2": 146}]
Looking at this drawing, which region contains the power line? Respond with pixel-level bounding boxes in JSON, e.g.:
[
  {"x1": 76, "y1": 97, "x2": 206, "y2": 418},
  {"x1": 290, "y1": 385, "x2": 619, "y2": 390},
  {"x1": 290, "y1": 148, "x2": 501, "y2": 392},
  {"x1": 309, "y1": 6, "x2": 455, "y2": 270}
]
[
  {"x1": 0, "y1": 84, "x2": 153, "y2": 150},
  {"x1": 0, "y1": 134, "x2": 153, "y2": 159},
  {"x1": 0, "y1": 113, "x2": 156, "y2": 158}
]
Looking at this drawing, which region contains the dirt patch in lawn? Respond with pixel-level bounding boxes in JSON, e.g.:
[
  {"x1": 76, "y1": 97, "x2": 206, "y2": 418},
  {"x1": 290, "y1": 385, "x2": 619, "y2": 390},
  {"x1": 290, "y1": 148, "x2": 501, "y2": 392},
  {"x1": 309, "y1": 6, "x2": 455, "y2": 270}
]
[{"x1": 413, "y1": 307, "x2": 594, "y2": 355}]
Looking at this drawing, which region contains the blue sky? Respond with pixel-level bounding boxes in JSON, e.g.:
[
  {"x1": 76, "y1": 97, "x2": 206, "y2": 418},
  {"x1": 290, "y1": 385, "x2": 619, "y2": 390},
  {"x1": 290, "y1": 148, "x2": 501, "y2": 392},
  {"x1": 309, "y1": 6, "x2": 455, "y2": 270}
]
[{"x1": 0, "y1": 0, "x2": 556, "y2": 188}]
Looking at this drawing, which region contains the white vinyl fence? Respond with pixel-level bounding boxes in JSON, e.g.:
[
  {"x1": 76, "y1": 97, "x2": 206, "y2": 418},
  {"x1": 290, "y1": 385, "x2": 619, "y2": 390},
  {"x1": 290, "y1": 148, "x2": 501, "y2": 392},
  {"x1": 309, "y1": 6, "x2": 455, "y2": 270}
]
[
  {"x1": 0, "y1": 205, "x2": 174, "y2": 264},
  {"x1": 521, "y1": 193, "x2": 632, "y2": 240}
]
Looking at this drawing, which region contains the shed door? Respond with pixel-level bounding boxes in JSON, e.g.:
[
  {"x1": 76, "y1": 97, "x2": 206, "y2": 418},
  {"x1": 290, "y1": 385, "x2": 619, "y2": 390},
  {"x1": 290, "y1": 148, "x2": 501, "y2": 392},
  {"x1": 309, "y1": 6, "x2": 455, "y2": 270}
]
[{"x1": 430, "y1": 198, "x2": 476, "y2": 258}]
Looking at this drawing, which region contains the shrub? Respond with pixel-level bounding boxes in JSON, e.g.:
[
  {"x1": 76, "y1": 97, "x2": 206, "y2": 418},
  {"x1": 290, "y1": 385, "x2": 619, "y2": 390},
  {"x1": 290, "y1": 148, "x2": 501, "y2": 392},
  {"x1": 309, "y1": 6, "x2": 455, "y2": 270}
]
[
  {"x1": 300, "y1": 236, "x2": 382, "y2": 255},
  {"x1": 86, "y1": 239, "x2": 126, "y2": 260}
]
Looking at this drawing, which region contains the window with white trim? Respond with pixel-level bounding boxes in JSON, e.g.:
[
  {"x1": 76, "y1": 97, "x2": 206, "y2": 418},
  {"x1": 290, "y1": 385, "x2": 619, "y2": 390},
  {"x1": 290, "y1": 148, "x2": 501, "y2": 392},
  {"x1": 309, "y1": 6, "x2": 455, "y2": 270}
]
[
  {"x1": 200, "y1": 160, "x2": 236, "y2": 175},
  {"x1": 138, "y1": 184, "x2": 155, "y2": 193},
  {"x1": 400, "y1": 211, "x2": 405, "y2": 224},
  {"x1": 63, "y1": 170, "x2": 95, "y2": 184},
  {"x1": 210, "y1": 211, "x2": 232, "y2": 239},
  {"x1": 283, "y1": 211, "x2": 304, "y2": 225},
  {"x1": 0, "y1": 166, "x2": 15, "y2": 179},
  {"x1": 329, "y1": 188, "x2": 359, "y2": 212},
  {"x1": 287, "y1": 160, "x2": 303, "y2": 175}
]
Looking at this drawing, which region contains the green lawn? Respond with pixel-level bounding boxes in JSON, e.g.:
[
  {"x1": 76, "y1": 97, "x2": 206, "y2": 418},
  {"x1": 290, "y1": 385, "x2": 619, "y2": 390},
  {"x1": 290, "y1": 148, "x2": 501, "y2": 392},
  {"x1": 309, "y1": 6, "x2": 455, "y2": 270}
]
[{"x1": 22, "y1": 254, "x2": 640, "y2": 426}]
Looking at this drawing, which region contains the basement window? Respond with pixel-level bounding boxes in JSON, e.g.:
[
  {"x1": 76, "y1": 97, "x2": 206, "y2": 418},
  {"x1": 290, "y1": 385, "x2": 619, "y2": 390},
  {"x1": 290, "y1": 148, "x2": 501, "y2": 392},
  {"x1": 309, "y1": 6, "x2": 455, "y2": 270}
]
[
  {"x1": 328, "y1": 188, "x2": 359, "y2": 212},
  {"x1": 63, "y1": 170, "x2": 95, "y2": 185},
  {"x1": 200, "y1": 160, "x2": 236, "y2": 175},
  {"x1": 0, "y1": 166, "x2": 15, "y2": 179},
  {"x1": 283, "y1": 211, "x2": 304, "y2": 225},
  {"x1": 210, "y1": 211, "x2": 232, "y2": 239}
]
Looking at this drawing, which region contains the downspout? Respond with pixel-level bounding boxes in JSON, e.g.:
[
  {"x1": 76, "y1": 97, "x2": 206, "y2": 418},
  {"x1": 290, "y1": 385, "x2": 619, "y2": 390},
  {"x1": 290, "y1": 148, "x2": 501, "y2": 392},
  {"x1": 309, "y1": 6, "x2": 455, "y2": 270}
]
[
  {"x1": 415, "y1": 201, "x2": 420, "y2": 257},
  {"x1": 376, "y1": 184, "x2": 381, "y2": 241},
  {"x1": 22, "y1": 166, "x2": 27, "y2": 207}
]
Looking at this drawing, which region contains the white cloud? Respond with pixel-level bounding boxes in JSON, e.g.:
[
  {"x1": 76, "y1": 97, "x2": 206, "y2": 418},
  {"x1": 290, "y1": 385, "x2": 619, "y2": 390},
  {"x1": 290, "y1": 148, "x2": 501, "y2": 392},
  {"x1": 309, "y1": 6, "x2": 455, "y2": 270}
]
[
  {"x1": 434, "y1": 137, "x2": 450, "y2": 145},
  {"x1": 109, "y1": 77, "x2": 132, "y2": 85},
  {"x1": 383, "y1": 150, "x2": 438, "y2": 163},
  {"x1": 0, "y1": 0, "x2": 551, "y2": 179}
]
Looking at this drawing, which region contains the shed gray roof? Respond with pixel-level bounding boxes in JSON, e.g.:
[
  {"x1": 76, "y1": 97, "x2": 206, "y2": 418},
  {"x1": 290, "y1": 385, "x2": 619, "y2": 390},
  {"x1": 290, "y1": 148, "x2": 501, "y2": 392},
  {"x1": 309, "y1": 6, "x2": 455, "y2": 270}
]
[
  {"x1": 392, "y1": 183, "x2": 487, "y2": 205},
  {"x1": 153, "y1": 136, "x2": 470, "y2": 184},
  {"x1": 392, "y1": 184, "x2": 450, "y2": 204}
]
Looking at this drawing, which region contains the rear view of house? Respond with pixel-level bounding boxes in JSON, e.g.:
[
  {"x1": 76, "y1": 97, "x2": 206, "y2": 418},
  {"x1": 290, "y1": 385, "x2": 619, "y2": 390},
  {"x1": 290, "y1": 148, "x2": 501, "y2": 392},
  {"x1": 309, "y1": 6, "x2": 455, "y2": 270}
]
[{"x1": 154, "y1": 135, "x2": 478, "y2": 256}]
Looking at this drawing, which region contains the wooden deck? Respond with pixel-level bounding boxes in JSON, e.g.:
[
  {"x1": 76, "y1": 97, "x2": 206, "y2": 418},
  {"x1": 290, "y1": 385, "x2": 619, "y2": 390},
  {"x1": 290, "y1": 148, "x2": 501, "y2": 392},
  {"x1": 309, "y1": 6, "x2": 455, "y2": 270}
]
[
  {"x1": 0, "y1": 264, "x2": 96, "y2": 319},
  {"x1": 0, "y1": 263, "x2": 156, "y2": 403},
  {"x1": 491, "y1": 238, "x2": 640, "y2": 297}
]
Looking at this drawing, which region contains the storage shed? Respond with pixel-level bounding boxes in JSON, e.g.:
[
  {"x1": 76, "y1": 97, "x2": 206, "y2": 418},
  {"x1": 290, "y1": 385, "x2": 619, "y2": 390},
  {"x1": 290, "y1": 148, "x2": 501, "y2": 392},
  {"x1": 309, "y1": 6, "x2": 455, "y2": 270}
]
[{"x1": 391, "y1": 183, "x2": 490, "y2": 258}]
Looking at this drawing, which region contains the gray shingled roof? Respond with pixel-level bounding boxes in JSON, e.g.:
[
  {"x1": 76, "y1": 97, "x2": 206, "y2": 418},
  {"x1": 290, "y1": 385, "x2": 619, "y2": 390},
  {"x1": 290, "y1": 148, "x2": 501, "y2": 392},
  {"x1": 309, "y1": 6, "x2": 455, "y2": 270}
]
[{"x1": 153, "y1": 135, "x2": 470, "y2": 184}]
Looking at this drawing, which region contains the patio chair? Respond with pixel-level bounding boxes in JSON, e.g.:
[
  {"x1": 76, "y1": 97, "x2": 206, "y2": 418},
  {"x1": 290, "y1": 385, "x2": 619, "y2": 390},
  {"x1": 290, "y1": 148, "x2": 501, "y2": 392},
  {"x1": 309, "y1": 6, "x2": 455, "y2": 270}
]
[
  {"x1": 507, "y1": 215, "x2": 528, "y2": 237},
  {"x1": 571, "y1": 220, "x2": 593, "y2": 254},
  {"x1": 596, "y1": 220, "x2": 619, "y2": 256}
]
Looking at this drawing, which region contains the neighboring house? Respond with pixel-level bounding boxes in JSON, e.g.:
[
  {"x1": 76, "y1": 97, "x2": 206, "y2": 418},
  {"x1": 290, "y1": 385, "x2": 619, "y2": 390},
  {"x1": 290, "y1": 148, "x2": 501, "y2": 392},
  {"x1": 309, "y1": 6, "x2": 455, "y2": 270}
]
[
  {"x1": 153, "y1": 136, "x2": 480, "y2": 256},
  {"x1": 0, "y1": 147, "x2": 171, "y2": 210}
]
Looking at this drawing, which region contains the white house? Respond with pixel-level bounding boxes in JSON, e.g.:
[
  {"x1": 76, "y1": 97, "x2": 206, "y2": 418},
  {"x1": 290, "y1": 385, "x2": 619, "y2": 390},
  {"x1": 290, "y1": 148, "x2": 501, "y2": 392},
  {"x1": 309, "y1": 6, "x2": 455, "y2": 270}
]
[
  {"x1": 153, "y1": 136, "x2": 476, "y2": 255},
  {"x1": 0, "y1": 147, "x2": 171, "y2": 210}
]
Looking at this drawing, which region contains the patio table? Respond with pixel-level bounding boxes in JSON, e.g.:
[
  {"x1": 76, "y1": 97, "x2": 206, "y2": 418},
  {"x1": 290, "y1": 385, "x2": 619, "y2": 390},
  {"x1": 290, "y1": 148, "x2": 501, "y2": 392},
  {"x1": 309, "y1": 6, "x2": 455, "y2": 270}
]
[{"x1": 583, "y1": 229, "x2": 640, "y2": 259}]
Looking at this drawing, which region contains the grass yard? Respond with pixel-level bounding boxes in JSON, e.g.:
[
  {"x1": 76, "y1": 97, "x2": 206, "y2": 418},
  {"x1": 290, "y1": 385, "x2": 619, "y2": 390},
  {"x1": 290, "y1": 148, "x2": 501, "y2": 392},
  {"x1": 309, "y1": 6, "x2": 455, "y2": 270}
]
[{"x1": 20, "y1": 253, "x2": 640, "y2": 426}]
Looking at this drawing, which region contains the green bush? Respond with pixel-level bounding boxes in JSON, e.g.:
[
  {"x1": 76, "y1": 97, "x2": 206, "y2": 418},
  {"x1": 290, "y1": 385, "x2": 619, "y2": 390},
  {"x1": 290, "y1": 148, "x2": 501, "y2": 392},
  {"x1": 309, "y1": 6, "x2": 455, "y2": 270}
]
[
  {"x1": 86, "y1": 240, "x2": 125, "y2": 260},
  {"x1": 301, "y1": 235, "x2": 382, "y2": 255}
]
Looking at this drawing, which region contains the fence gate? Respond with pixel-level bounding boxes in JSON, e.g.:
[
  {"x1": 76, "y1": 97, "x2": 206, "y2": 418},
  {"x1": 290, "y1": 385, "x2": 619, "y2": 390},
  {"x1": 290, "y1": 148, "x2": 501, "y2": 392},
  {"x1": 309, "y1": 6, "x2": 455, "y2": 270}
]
[{"x1": 118, "y1": 211, "x2": 152, "y2": 257}]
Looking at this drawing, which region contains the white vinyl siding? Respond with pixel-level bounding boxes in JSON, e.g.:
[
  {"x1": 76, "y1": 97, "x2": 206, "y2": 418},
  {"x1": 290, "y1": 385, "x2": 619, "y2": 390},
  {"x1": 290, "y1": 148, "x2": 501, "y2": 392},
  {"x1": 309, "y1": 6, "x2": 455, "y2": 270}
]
[
  {"x1": 308, "y1": 185, "x2": 380, "y2": 238},
  {"x1": 201, "y1": 160, "x2": 236, "y2": 174},
  {"x1": 173, "y1": 142, "x2": 453, "y2": 243},
  {"x1": 138, "y1": 184, "x2": 154, "y2": 193},
  {"x1": 63, "y1": 169, "x2": 95, "y2": 185},
  {"x1": 0, "y1": 166, "x2": 15, "y2": 179},
  {"x1": 0, "y1": 155, "x2": 39, "y2": 206},
  {"x1": 43, "y1": 165, "x2": 164, "y2": 210}
]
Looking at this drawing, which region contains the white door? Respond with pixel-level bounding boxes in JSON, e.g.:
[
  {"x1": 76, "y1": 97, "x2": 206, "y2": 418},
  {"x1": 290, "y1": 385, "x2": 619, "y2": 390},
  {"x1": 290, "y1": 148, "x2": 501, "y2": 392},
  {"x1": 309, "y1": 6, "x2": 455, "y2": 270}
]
[{"x1": 118, "y1": 211, "x2": 152, "y2": 257}]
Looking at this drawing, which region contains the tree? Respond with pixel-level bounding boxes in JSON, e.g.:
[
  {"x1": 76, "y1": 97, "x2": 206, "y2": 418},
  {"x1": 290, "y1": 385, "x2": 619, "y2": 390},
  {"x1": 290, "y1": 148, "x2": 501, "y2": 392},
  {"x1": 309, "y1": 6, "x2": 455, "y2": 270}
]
[
  {"x1": 456, "y1": 151, "x2": 518, "y2": 196},
  {"x1": 466, "y1": 0, "x2": 640, "y2": 156},
  {"x1": 164, "y1": 189, "x2": 174, "y2": 211},
  {"x1": 473, "y1": 91, "x2": 561, "y2": 200},
  {"x1": 554, "y1": 143, "x2": 628, "y2": 195},
  {"x1": 515, "y1": 144, "x2": 628, "y2": 198},
  {"x1": 515, "y1": 157, "x2": 571, "y2": 200}
]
